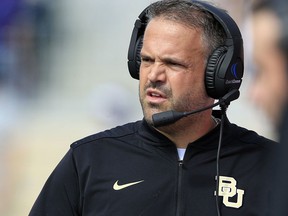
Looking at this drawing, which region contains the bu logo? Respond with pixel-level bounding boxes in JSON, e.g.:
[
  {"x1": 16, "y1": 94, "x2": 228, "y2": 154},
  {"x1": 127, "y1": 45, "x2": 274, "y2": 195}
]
[{"x1": 216, "y1": 176, "x2": 245, "y2": 208}]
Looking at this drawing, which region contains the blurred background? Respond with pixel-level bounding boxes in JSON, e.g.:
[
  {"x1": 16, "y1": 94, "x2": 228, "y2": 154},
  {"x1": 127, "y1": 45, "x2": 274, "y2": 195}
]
[{"x1": 0, "y1": 0, "x2": 273, "y2": 215}]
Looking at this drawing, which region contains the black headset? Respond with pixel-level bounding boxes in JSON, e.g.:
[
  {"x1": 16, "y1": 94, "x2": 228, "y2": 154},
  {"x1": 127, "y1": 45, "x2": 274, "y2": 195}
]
[{"x1": 127, "y1": 0, "x2": 244, "y2": 99}]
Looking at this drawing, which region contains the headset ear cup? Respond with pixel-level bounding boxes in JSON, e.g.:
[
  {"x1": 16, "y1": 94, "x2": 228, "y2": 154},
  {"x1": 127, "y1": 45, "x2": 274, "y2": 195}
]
[
  {"x1": 205, "y1": 47, "x2": 227, "y2": 99},
  {"x1": 128, "y1": 36, "x2": 143, "y2": 80},
  {"x1": 135, "y1": 36, "x2": 143, "y2": 79}
]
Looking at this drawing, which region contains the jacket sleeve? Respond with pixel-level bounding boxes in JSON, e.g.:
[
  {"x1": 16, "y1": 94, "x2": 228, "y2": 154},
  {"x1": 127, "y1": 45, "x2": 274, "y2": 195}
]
[{"x1": 29, "y1": 148, "x2": 81, "y2": 216}]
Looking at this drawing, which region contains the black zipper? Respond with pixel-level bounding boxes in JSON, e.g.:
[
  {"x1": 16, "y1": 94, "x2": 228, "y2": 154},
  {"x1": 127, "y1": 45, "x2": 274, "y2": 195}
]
[{"x1": 176, "y1": 160, "x2": 184, "y2": 216}]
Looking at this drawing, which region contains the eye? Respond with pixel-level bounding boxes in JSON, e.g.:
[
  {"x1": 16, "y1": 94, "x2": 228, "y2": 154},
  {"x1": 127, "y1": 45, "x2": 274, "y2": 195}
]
[
  {"x1": 140, "y1": 55, "x2": 155, "y2": 67},
  {"x1": 169, "y1": 61, "x2": 181, "y2": 66},
  {"x1": 141, "y1": 56, "x2": 153, "y2": 63},
  {"x1": 165, "y1": 59, "x2": 185, "y2": 69}
]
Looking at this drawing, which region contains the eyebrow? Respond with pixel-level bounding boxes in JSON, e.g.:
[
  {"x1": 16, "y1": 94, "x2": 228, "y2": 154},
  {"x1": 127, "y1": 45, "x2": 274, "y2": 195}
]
[{"x1": 140, "y1": 52, "x2": 185, "y2": 64}]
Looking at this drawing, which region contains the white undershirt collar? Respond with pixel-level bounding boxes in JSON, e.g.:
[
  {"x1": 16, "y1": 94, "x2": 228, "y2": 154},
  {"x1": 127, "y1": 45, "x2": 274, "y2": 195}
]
[{"x1": 177, "y1": 148, "x2": 186, "y2": 161}]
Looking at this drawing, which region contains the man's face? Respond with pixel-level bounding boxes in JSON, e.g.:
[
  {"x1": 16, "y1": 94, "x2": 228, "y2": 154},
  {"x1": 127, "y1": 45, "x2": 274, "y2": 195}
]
[
  {"x1": 251, "y1": 10, "x2": 288, "y2": 125},
  {"x1": 139, "y1": 18, "x2": 213, "y2": 125}
]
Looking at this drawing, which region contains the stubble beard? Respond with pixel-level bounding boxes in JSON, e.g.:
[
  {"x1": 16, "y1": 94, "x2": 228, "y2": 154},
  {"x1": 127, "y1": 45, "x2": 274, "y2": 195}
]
[
  {"x1": 139, "y1": 83, "x2": 172, "y2": 126},
  {"x1": 139, "y1": 83, "x2": 209, "y2": 129}
]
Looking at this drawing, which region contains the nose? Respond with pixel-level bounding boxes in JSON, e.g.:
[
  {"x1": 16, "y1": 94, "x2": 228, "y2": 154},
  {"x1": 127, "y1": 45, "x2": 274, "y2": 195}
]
[{"x1": 147, "y1": 62, "x2": 166, "y2": 83}]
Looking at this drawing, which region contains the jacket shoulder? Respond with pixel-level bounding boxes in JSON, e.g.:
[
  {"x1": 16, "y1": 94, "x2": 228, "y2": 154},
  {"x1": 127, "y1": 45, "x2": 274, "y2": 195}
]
[
  {"x1": 70, "y1": 121, "x2": 142, "y2": 149},
  {"x1": 230, "y1": 123, "x2": 278, "y2": 147}
]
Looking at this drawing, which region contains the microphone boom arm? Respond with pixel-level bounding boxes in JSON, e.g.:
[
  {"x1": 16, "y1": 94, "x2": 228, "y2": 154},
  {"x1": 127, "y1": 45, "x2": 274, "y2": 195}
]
[{"x1": 152, "y1": 89, "x2": 240, "y2": 127}]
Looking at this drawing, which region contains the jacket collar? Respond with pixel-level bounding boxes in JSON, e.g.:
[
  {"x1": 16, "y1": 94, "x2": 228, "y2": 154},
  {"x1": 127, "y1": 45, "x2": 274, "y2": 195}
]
[{"x1": 137, "y1": 109, "x2": 231, "y2": 149}]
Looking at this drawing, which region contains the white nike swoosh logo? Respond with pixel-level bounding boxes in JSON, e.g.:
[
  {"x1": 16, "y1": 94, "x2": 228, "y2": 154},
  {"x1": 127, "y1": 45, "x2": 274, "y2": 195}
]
[{"x1": 113, "y1": 180, "x2": 144, "y2": 190}]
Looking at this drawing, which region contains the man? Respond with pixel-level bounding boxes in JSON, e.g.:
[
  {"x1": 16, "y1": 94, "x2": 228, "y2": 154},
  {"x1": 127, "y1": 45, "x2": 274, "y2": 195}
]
[
  {"x1": 250, "y1": 0, "x2": 288, "y2": 137},
  {"x1": 29, "y1": 1, "x2": 276, "y2": 215},
  {"x1": 251, "y1": 0, "x2": 288, "y2": 215}
]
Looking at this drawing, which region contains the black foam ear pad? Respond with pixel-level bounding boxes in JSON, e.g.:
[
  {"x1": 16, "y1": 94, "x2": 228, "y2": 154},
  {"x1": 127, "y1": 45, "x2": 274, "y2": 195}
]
[
  {"x1": 128, "y1": 9, "x2": 147, "y2": 80},
  {"x1": 205, "y1": 47, "x2": 227, "y2": 99},
  {"x1": 129, "y1": 36, "x2": 143, "y2": 79}
]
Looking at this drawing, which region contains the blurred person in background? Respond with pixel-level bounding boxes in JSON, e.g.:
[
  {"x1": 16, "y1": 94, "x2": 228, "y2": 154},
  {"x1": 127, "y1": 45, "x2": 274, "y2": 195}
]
[
  {"x1": 250, "y1": 0, "x2": 288, "y2": 140},
  {"x1": 29, "y1": 0, "x2": 278, "y2": 215},
  {"x1": 250, "y1": 0, "x2": 288, "y2": 215},
  {"x1": 0, "y1": 0, "x2": 52, "y2": 215},
  {"x1": 0, "y1": 0, "x2": 52, "y2": 97}
]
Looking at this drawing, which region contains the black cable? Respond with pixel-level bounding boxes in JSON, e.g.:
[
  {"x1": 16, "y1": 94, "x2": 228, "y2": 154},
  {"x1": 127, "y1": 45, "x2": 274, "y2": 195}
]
[{"x1": 215, "y1": 102, "x2": 228, "y2": 216}]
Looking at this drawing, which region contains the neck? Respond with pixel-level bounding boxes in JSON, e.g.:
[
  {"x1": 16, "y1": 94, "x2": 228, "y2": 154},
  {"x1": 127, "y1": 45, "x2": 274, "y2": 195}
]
[{"x1": 155, "y1": 110, "x2": 217, "y2": 148}]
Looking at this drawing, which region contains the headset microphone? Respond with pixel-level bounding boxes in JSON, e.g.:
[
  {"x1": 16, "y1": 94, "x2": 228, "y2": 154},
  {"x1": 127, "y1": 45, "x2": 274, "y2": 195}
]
[{"x1": 152, "y1": 89, "x2": 240, "y2": 127}]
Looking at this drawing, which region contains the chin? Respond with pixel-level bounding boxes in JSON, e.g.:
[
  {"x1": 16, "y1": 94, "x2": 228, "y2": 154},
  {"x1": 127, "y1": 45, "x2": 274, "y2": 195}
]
[
  {"x1": 141, "y1": 101, "x2": 167, "y2": 124},
  {"x1": 143, "y1": 109, "x2": 159, "y2": 126},
  {"x1": 141, "y1": 111, "x2": 152, "y2": 124}
]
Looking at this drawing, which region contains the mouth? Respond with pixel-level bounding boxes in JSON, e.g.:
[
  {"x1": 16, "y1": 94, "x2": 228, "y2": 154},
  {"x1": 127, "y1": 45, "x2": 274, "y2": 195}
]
[{"x1": 146, "y1": 89, "x2": 167, "y2": 104}]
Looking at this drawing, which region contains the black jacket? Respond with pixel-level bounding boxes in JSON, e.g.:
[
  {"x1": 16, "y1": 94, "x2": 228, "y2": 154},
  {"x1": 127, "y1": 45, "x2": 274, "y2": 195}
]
[{"x1": 29, "y1": 114, "x2": 276, "y2": 216}]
